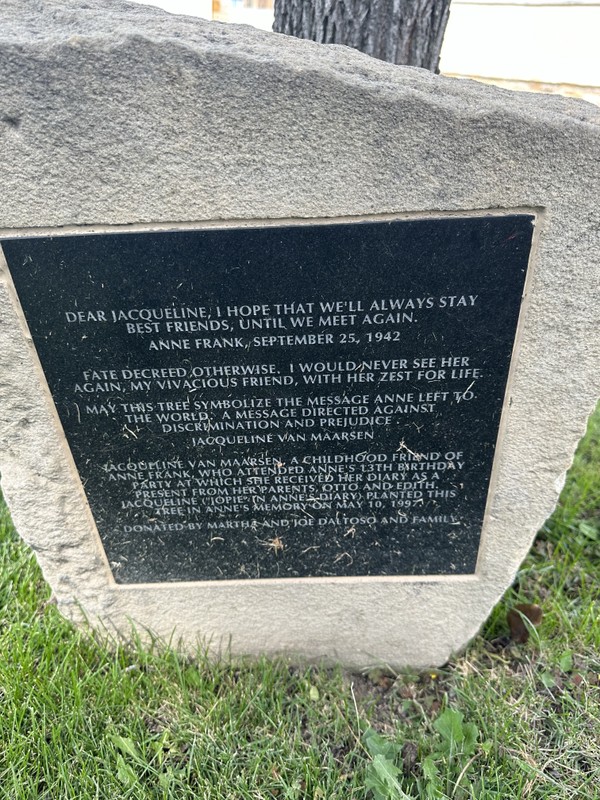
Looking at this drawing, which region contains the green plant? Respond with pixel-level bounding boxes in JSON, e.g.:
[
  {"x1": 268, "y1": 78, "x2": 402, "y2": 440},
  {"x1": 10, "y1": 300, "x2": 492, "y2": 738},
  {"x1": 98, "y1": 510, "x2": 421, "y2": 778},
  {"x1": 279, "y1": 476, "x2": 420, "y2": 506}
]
[{"x1": 364, "y1": 708, "x2": 487, "y2": 800}]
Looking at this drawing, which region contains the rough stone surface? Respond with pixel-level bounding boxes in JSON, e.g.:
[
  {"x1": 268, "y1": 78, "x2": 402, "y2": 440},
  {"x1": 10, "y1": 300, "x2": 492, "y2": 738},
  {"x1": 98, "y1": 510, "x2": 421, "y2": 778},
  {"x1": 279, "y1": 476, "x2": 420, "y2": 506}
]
[{"x1": 0, "y1": 0, "x2": 599, "y2": 668}]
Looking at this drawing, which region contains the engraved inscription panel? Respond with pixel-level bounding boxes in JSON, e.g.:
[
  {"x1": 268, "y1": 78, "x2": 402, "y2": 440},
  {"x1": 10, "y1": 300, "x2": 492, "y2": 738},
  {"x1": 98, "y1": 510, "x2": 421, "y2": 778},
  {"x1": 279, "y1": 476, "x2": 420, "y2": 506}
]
[{"x1": 2, "y1": 215, "x2": 534, "y2": 582}]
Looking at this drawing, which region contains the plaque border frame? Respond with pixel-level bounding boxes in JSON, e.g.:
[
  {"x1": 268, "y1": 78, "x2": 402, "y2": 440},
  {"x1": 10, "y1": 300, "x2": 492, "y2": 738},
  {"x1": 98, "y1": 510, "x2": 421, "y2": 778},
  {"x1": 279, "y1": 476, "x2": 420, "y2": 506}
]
[{"x1": 0, "y1": 206, "x2": 541, "y2": 589}]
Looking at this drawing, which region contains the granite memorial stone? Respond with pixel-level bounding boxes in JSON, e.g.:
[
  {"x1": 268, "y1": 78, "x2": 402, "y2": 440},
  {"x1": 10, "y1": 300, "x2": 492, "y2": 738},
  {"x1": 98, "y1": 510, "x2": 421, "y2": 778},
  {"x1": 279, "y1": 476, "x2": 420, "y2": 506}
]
[{"x1": 0, "y1": 0, "x2": 598, "y2": 668}]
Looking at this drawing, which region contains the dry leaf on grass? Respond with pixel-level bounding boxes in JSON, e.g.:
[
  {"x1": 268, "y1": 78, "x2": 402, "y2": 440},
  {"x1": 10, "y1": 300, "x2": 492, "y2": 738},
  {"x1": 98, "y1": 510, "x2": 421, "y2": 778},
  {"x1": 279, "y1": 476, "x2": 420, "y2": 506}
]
[{"x1": 507, "y1": 603, "x2": 543, "y2": 643}]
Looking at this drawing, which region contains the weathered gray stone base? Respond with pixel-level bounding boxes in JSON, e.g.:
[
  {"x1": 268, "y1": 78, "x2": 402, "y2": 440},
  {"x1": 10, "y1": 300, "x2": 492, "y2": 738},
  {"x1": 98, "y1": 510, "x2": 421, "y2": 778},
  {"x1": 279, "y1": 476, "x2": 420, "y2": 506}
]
[{"x1": 0, "y1": 0, "x2": 599, "y2": 668}]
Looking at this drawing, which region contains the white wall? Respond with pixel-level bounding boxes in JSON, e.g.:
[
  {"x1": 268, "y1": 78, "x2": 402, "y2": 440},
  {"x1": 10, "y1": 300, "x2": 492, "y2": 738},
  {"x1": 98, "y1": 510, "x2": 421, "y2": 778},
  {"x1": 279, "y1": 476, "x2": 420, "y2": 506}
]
[
  {"x1": 128, "y1": 0, "x2": 212, "y2": 19},
  {"x1": 440, "y1": 1, "x2": 600, "y2": 87}
]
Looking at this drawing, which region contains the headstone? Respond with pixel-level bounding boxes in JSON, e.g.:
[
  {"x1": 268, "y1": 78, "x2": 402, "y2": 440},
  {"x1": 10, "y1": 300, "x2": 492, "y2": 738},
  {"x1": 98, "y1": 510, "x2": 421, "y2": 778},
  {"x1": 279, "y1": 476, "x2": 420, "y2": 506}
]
[{"x1": 0, "y1": 0, "x2": 598, "y2": 668}]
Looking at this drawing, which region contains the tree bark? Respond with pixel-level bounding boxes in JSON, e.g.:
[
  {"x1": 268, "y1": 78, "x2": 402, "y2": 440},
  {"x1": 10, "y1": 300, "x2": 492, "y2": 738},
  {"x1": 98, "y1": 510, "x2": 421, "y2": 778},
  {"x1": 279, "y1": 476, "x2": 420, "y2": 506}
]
[{"x1": 273, "y1": 0, "x2": 452, "y2": 72}]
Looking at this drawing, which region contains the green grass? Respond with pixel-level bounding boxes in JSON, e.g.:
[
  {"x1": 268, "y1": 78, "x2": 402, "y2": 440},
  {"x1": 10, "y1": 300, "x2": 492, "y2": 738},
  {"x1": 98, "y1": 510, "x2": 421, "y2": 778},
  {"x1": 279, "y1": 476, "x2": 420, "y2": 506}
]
[{"x1": 1, "y1": 405, "x2": 599, "y2": 799}]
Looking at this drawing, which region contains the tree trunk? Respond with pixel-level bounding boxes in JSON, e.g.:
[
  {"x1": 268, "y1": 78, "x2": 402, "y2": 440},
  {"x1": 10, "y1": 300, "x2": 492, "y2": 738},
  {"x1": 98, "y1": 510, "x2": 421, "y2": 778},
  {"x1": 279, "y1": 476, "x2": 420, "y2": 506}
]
[{"x1": 273, "y1": 0, "x2": 452, "y2": 72}]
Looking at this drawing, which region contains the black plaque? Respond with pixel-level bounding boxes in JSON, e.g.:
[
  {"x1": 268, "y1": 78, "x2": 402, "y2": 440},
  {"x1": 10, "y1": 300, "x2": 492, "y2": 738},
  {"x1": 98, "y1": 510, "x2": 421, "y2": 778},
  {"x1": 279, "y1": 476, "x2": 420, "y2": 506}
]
[{"x1": 2, "y1": 215, "x2": 534, "y2": 583}]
